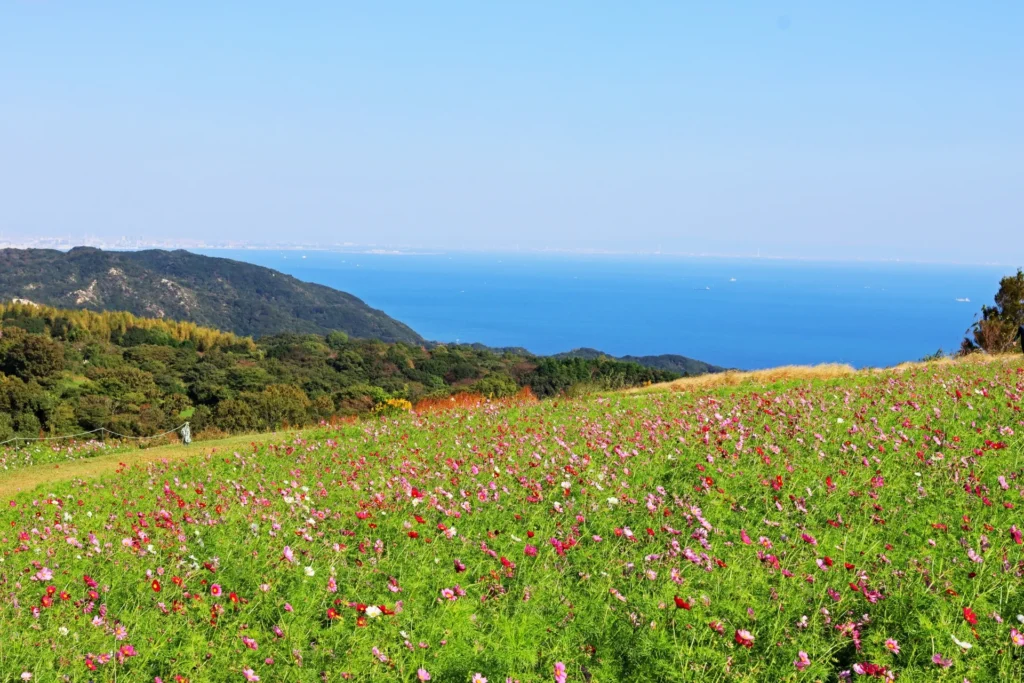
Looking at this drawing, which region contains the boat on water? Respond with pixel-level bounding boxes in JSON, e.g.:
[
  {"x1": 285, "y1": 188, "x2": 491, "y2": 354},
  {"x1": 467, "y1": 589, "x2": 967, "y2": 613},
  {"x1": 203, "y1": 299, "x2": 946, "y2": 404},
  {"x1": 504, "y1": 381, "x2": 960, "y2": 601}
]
[{"x1": 955, "y1": 297, "x2": 971, "y2": 303}]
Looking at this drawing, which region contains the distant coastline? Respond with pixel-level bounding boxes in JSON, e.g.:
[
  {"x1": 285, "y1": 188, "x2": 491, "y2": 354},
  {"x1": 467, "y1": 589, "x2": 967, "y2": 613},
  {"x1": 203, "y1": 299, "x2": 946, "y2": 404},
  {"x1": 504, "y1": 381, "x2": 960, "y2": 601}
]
[{"x1": 0, "y1": 236, "x2": 1015, "y2": 268}]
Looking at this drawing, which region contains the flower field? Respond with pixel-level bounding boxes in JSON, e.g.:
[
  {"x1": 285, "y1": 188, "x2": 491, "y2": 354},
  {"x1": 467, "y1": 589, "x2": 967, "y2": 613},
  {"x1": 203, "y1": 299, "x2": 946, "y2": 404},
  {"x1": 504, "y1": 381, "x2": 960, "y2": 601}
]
[{"x1": 2, "y1": 357, "x2": 1023, "y2": 682}]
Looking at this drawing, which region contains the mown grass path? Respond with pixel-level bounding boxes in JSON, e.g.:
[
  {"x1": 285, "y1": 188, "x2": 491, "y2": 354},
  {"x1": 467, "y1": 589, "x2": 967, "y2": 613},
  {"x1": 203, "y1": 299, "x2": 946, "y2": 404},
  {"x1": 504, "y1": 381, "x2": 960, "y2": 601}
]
[{"x1": 0, "y1": 431, "x2": 301, "y2": 502}]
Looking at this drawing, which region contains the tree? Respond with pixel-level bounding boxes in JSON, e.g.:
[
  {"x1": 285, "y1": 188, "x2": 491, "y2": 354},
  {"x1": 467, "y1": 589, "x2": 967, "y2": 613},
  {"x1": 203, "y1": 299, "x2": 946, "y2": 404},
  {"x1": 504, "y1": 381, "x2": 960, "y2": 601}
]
[
  {"x1": 214, "y1": 399, "x2": 260, "y2": 432},
  {"x1": 963, "y1": 269, "x2": 1024, "y2": 354},
  {"x1": 0, "y1": 330, "x2": 65, "y2": 380},
  {"x1": 254, "y1": 384, "x2": 311, "y2": 428}
]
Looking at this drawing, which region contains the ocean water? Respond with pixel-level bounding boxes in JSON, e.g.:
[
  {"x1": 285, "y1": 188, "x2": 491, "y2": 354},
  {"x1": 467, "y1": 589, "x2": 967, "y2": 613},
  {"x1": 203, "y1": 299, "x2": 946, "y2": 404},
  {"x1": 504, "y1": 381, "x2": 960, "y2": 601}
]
[{"x1": 197, "y1": 250, "x2": 1006, "y2": 370}]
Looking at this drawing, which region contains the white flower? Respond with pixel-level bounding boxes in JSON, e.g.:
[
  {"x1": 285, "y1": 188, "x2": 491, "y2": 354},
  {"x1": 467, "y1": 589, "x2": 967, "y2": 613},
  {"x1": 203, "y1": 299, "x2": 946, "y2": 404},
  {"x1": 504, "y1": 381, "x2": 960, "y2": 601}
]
[
  {"x1": 365, "y1": 605, "x2": 382, "y2": 618},
  {"x1": 837, "y1": 418, "x2": 844, "y2": 424},
  {"x1": 951, "y1": 634, "x2": 973, "y2": 650},
  {"x1": 560, "y1": 481, "x2": 571, "y2": 490},
  {"x1": 304, "y1": 566, "x2": 315, "y2": 577},
  {"x1": 607, "y1": 497, "x2": 620, "y2": 506}
]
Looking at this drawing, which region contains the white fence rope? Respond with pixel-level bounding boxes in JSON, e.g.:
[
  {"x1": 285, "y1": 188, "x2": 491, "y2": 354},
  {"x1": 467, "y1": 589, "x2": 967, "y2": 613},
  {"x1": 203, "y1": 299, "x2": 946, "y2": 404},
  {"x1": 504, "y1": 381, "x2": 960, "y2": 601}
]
[{"x1": 0, "y1": 423, "x2": 190, "y2": 448}]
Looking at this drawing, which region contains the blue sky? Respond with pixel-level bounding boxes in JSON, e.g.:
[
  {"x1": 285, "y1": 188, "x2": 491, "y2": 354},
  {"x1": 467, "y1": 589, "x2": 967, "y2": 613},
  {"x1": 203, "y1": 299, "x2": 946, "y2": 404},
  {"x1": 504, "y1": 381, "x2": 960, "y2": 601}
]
[{"x1": 2, "y1": 2, "x2": 1022, "y2": 262}]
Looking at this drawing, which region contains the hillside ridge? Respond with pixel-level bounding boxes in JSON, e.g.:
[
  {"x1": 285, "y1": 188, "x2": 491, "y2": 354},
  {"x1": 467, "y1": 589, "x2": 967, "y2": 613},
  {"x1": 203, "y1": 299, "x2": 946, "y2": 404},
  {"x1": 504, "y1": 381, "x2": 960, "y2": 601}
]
[{"x1": 0, "y1": 247, "x2": 423, "y2": 342}]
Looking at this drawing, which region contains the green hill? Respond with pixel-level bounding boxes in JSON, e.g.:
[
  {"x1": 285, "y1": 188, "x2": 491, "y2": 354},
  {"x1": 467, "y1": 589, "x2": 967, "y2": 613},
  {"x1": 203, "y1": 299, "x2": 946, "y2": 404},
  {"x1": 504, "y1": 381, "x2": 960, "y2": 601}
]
[
  {"x1": 554, "y1": 346, "x2": 725, "y2": 376},
  {"x1": 0, "y1": 247, "x2": 423, "y2": 342}
]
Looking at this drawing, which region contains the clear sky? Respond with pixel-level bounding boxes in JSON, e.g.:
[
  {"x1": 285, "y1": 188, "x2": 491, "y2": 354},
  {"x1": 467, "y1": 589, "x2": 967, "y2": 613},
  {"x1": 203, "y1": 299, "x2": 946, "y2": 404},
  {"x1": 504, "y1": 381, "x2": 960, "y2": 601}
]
[{"x1": 2, "y1": 2, "x2": 1022, "y2": 263}]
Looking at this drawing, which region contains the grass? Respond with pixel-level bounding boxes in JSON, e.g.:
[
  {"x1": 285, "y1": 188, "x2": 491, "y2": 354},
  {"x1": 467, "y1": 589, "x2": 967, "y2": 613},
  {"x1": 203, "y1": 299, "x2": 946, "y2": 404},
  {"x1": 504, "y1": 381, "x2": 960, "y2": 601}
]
[
  {"x1": 1, "y1": 354, "x2": 1023, "y2": 682},
  {"x1": 633, "y1": 352, "x2": 1018, "y2": 395},
  {"x1": 0, "y1": 430, "x2": 306, "y2": 503}
]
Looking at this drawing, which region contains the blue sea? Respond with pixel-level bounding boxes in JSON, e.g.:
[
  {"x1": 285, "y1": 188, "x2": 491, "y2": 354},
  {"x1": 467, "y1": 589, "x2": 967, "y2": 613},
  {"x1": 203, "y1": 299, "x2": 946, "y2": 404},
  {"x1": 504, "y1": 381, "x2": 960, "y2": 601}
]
[{"x1": 196, "y1": 250, "x2": 1005, "y2": 371}]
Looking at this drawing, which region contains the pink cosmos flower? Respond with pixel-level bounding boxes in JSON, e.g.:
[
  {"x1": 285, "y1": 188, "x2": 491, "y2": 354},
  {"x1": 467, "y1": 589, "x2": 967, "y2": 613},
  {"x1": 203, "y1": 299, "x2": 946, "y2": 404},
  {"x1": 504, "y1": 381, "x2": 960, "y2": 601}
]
[
  {"x1": 554, "y1": 662, "x2": 567, "y2": 683},
  {"x1": 524, "y1": 545, "x2": 538, "y2": 557},
  {"x1": 793, "y1": 651, "x2": 810, "y2": 670},
  {"x1": 242, "y1": 668, "x2": 260, "y2": 682},
  {"x1": 734, "y1": 630, "x2": 755, "y2": 648},
  {"x1": 417, "y1": 668, "x2": 431, "y2": 681},
  {"x1": 1011, "y1": 629, "x2": 1024, "y2": 647},
  {"x1": 210, "y1": 584, "x2": 222, "y2": 597},
  {"x1": 884, "y1": 638, "x2": 900, "y2": 654}
]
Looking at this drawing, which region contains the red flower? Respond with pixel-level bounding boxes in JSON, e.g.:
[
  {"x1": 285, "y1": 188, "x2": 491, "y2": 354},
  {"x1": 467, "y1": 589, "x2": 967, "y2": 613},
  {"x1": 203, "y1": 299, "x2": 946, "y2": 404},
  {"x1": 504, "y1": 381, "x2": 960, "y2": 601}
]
[
  {"x1": 408, "y1": 531, "x2": 419, "y2": 539},
  {"x1": 152, "y1": 579, "x2": 162, "y2": 593},
  {"x1": 327, "y1": 607, "x2": 340, "y2": 620},
  {"x1": 734, "y1": 629, "x2": 755, "y2": 648},
  {"x1": 673, "y1": 595, "x2": 691, "y2": 610},
  {"x1": 963, "y1": 606, "x2": 978, "y2": 625}
]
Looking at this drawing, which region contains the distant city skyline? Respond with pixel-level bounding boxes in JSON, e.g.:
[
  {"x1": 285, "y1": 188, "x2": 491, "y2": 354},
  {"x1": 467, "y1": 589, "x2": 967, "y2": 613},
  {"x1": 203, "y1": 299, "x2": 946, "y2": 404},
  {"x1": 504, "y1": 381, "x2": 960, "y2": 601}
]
[
  {"x1": 2, "y1": 233, "x2": 1017, "y2": 267},
  {"x1": 3, "y1": 2, "x2": 1022, "y2": 264}
]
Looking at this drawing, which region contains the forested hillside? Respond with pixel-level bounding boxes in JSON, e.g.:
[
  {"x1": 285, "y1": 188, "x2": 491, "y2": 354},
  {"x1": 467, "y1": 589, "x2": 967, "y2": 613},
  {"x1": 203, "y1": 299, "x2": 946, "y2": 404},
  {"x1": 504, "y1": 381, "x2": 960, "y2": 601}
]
[
  {"x1": 0, "y1": 247, "x2": 423, "y2": 342},
  {"x1": 0, "y1": 302, "x2": 677, "y2": 440}
]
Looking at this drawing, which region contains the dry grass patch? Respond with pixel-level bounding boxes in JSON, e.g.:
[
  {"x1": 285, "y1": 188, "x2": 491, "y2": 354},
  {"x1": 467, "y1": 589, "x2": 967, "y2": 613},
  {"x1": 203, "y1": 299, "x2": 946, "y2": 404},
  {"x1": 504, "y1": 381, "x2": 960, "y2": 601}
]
[{"x1": 634, "y1": 352, "x2": 1022, "y2": 395}]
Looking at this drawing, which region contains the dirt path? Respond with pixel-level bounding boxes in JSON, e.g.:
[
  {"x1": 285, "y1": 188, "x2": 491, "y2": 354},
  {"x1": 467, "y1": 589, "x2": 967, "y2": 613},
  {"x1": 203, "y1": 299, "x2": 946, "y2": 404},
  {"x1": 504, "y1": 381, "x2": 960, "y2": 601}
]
[{"x1": 0, "y1": 431, "x2": 301, "y2": 502}]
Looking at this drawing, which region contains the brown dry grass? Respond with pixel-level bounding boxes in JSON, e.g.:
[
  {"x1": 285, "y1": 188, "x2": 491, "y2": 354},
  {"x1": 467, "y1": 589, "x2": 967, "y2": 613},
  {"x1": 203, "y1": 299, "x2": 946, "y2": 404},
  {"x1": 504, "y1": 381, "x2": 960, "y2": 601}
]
[
  {"x1": 0, "y1": 430, "x2": 306, "y2": 503},
  {"x1": 631, "y1": 352, "x2": 1021, "y2": 395}
]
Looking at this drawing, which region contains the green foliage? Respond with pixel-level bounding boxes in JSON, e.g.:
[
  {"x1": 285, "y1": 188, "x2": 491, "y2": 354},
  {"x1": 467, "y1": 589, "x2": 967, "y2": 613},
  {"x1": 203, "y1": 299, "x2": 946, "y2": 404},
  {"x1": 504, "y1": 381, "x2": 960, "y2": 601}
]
[
  {"x1": 0, "y1": 327, "x2": 65, "y2": 379},
  {"x1": 471, "y1": 373, "x2": 519, "y2": 398},
  {"x1": 963, "y1": 268, "x2": 1024, "y2": 353},
  {"x1": 0, "y1": 305, "x2": 679, "y2": 438}
]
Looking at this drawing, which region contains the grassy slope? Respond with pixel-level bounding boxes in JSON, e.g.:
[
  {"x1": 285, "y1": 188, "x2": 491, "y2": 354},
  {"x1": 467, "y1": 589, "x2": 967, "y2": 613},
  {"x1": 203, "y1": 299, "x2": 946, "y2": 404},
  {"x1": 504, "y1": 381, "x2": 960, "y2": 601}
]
[
  {"x1": 2, "y1": 355, "x2": 1023, "y2": 681},
  {"x1": 0, "y1": 431, "x2": 304, "y2": 502}
]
